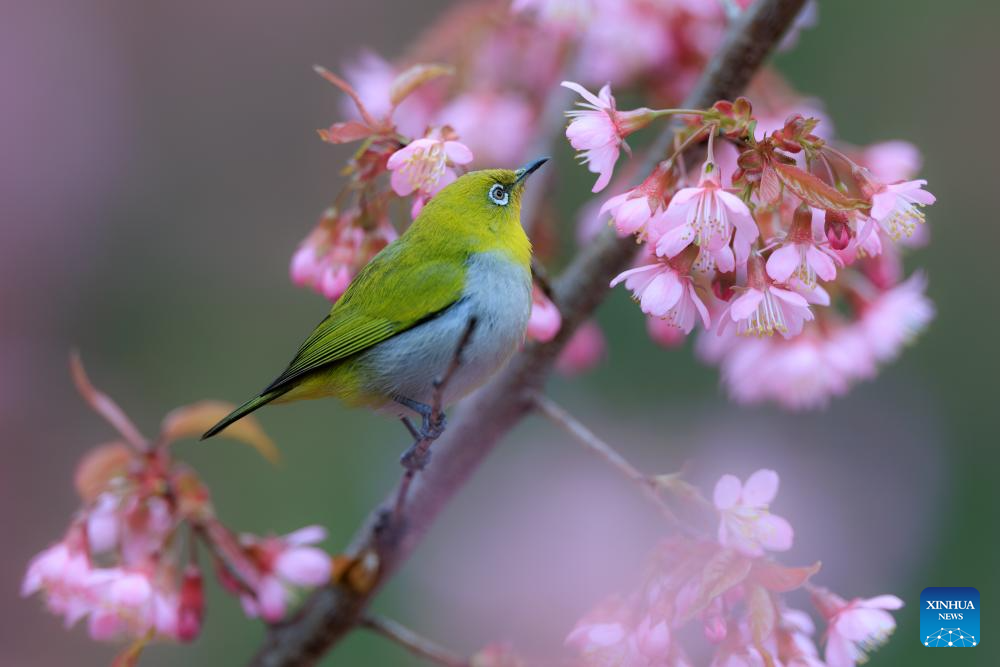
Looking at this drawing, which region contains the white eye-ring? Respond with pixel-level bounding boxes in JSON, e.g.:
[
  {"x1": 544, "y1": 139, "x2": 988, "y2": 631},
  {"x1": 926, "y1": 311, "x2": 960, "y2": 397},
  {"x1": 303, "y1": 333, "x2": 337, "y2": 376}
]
[{"x1": 488, "y1": 183, "x2": 509, "y2": 206}]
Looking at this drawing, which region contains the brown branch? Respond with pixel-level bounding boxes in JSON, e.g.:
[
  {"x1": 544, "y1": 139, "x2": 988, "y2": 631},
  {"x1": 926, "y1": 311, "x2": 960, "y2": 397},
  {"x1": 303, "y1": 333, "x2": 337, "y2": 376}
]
[
  {"x1": 394, "y1": 316, "x2": 479, "y2": 519},
  {"x1": 249, "y1": 2, "x2": 806, "y2": 665},
  {"x1": 359, "y1": 615, "x2": 469, "y2": 667},
  {"x1": 531, "y1": 392, "x2": 680, "y2": 526}
]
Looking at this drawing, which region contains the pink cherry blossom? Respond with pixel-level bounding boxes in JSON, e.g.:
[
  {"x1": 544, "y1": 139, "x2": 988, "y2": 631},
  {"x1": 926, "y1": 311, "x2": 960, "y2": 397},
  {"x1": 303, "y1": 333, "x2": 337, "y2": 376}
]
[
  {"x1": 574, "y1": 2, "x2": 676, "y2": 85},
  {"x1": 868, "y1": 178, "x2": 935, "y2": 241},
  {"x1": 387, "y1": 135, "x2": 474, "y2": 216},
  {"x1": 777, "y1": 607, "x2": 825, "y2": 667},
  {"x1": 723, "y1": 281, "x2": 813, "y2": 339},
  {"x1": 815, "y1": 590, "x2": 903, "y2": 667},
  {"x1": 566, "y1": 620, "x2": 628, "y2": 654},
  {"x1": 862, "y1": 140, "x2": 922, "y2": 182},
  {"x1": 563, "y1": 81, "x2": 656, "y2": 192},
  {"x1": 566, "y1": 612, "x2": 672, "y2": 667},
  {"x1": 655, "y1": 162, "x2": 758, "y2": 271},
  {"x1": 438, "y1": 92, "x2": 534, "y2": 165},
  {"x1": 766, "y1": 207, "x2": 840, "y2": 287},
  {"x1": 861, "y1": 272, "x2": 934, "y2": 363},
  {"x1": 291, "y1": 209, "x2": 397, "y2": 302},
  {"x1": 22, "y1": 540, "x2": 99, "y2": 627},
  {"x1": 556, "y1": 320, "x2": 606, "y2": 375},
  {"x1": 527, "y1": 285, "x2": 562, "y2": 342},
  {"x1": 86, "y1": 571, "x2": 178, "y2": 642},
  {"x1": 22, "y1": 538, "x2": 183, "y2": 642},
  {"x1": 86, "y1": 492, "x2": 120, "y2": 554},
  {"x1": 239, "y1": 526, "x2": 331, "y2": 623},
  {"x1": 713, "y1": 469, "x2": 793, "y2": 556},
  {"x1": 600, "y1": 190, "x2": 661, "y2": 238},
  {"x1": 610, "y1": 260, "x2": 710, "y2": 334}
]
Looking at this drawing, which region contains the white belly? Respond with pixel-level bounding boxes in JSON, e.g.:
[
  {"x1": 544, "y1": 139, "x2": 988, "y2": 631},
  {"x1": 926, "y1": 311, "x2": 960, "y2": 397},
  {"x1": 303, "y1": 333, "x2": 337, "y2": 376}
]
[{"x1": 354, "y1": 251, "x2": 532, "y2": 413}]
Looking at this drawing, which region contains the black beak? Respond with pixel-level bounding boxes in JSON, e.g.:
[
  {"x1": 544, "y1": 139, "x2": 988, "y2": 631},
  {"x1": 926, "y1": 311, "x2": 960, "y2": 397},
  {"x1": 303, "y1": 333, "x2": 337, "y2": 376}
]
[{"x1": 514, "y1": 156, "x2": 549, "y2": 185}]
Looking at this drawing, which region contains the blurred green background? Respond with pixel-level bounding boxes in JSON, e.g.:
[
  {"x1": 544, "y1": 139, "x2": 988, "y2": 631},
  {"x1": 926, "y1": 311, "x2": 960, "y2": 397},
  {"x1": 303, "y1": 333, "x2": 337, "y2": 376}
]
[{"x1": 1, "y1": 1, "x2": 996, "y2": 665}]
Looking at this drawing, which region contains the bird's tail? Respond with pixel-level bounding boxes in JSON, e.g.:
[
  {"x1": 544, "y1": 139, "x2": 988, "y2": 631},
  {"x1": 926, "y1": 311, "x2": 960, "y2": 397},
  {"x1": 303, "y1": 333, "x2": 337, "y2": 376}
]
[{"x1": 201, "y1": 388, "x2": 289, "y2": 440}]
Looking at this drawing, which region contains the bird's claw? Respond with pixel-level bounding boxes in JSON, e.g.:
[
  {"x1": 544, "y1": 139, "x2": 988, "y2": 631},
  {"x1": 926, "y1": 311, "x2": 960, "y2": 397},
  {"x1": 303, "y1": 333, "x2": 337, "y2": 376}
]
[
  {"x1": 419, "y1": 412, "x2": 447, "y2": 441},
  {"x1": 400, "y1": 445, "x2": 432, "y2": 471}
]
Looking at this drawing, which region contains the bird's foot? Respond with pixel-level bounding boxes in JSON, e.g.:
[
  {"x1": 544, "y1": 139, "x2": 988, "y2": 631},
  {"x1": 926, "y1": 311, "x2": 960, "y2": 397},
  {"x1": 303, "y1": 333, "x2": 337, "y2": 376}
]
[
  {"x1": 419, "y1": 411, "x2": 447, "y2": 441},
  {"x1": 400, "y1": 442, "x2": 432, "y2": 471}
]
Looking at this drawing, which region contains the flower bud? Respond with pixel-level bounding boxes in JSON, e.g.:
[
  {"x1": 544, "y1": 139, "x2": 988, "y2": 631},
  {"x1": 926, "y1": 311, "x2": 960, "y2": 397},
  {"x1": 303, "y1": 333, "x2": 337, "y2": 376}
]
[
  {"x1": 712, "y1": 271, "x2": 737, "y2": 301},
  {"x1": 824, "y1": 209, "x2": 852, "y2": 250},
  {"x1": 177, "y1": 566, "x2": 205, "y2": 642}
]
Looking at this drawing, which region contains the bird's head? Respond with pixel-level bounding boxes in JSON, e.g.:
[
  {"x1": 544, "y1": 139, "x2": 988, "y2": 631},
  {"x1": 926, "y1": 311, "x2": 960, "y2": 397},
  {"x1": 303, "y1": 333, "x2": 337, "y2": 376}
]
[{"x1": 412, "y1": 158, "x2": 548, "y2": 262}]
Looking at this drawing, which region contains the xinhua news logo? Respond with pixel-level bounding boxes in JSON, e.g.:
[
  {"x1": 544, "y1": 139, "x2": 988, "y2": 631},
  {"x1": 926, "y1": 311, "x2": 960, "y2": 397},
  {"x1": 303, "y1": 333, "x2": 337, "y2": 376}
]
[{"x1": 920, "y1": 587, "x2": 979, "y2": 647}]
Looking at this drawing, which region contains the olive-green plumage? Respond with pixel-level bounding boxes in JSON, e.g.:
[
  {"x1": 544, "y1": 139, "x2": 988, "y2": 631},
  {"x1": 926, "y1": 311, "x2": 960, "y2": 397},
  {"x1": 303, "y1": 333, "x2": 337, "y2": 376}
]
[{"x1": 202, "y1": 160, "x2": 546, "y2": 440}]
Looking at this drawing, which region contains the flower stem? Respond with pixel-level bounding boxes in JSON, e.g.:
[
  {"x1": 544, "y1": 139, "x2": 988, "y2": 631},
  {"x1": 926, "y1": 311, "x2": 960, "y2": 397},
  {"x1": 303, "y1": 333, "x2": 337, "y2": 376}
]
[
  {"x1": 360, "y1": 615, "x2": 468, "y2": 667},
  {"x1": 531, "y1": 392, "x2": 680, "y2": 527}
]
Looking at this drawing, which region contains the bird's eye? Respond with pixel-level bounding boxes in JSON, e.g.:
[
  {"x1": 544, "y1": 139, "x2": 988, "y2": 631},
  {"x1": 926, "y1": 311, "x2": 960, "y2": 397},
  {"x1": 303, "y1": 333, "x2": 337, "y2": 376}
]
[{"x1": 488, "y1": 183, "x2": 509, "y2": 206}]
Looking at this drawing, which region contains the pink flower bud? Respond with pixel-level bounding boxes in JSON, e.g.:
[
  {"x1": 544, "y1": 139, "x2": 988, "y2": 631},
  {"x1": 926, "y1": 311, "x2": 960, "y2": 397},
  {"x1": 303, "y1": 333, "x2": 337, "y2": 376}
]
[
  {"x1": 556, "y1": 321, "x2": 606, "y2": 375},
  {"x1": 177, "y1": 566, "x2": 204, "y2": 642},
  {"x1": 274, "y1": 547, "x2": 331, "y2": 588},
  {"x1": 320, "y1": 266, "x2": 352, "y2": 301},
  {"x1": 824, "y1": 210, "x2": 852, "y2": 251},
  {"x1": 527, "y1": 286, "x2": 561, "y2": 342}
]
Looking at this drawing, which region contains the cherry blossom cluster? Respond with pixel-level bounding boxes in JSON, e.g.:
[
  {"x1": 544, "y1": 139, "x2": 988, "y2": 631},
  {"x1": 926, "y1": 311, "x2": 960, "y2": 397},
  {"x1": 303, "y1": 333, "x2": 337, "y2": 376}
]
[
  {"x1": 286, "y1": 0, "x2": 790, "y2": 364},
  {"x1": 566, "y1": 469, "x2": 902, "y2": 667},
  {"x1": 565, "y1": 82, "x2": 935, "y2": 408},
  {"x1": 21, "y1": 358, "x2": 331, "y2": 663}
]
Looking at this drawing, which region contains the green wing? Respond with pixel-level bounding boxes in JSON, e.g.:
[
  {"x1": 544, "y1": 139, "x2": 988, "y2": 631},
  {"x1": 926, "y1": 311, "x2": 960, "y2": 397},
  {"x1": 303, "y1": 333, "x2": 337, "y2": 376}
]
[{"x1": 262, "y1": 241, "x2": 467, "y2": 393}]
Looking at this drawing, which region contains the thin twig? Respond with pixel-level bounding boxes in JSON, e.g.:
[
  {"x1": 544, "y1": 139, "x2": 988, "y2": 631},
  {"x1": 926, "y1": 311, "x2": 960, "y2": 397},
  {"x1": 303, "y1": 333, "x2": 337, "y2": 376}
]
[
  {"x1": 250, "y1": 3, "x2": 806, "y2": 665},
  {"x1": 360, "y1": 615, "x2": 469, "y2": 667},
  {"x1": 532, "y1": 393, "x2": 680, "y2": 526},
  {"x1": 394, "y1": 317, "x2": 479, "y2": 520}
]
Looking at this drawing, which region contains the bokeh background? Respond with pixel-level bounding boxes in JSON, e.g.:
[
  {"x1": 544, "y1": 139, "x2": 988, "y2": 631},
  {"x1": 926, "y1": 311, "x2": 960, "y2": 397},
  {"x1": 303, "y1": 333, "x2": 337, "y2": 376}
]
[{"x1": 2, "y1": 1, "x2": 997, "y2": 665}]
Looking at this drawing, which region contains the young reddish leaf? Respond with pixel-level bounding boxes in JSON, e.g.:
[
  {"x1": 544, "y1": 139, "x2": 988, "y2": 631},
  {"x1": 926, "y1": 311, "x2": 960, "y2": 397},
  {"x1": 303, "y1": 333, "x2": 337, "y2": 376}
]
[
  {"x1": 681, "y1": 547, "x2": 752, "y2": 620},
  {"x1": 750, "y1": 559, "x2": 822, "y2": 592},
  {"x1": 161, "y1": 400, "x2": 279, "y2": 464},
  {"x1": 317, "y1": 120, "x2": 374, "y2": 144},
  {"x1": 773, "y1": 161, "x2": 867, "y2": 211},
  {"x1": 758, "y1": 164, "x2": 783, "y2": 204},
  {"x1": 314, "y1": 64, "x2": 379, "y2": 128},
  {"x1": 74, "y1": 442, "x2": 132, "y2": 502},
  {"x1": 70, "y1": 352, "x2": 147, "y2": 450},
  {"x1": 389, "y1": 63, "x2": 453, "y2": 107}
]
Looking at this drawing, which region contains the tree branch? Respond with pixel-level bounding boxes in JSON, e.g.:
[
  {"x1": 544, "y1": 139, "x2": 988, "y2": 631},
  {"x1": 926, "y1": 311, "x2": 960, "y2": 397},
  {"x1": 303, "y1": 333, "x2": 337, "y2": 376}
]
[
  {"x1": 359, "y1": 615, "x2": 468, "y2": 667},
  {"x1": 250, "y1": 2, "x2": 806, "y2": 664}
]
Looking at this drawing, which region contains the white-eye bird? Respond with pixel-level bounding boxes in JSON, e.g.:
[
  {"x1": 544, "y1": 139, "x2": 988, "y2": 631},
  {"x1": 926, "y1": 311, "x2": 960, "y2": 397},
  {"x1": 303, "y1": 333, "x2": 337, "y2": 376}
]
[{"x1": 202, "y1": 157, "x2": 548, "y2": 443}]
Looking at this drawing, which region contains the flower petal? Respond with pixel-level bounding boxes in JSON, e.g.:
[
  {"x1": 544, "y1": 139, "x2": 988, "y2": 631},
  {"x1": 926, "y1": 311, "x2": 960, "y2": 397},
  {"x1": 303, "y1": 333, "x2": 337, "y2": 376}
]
[
  {"x1": 713, "y1": 474, "x2": 742, "y2": 510},
  {"x1": 743, "y1": 469, "x2": 779, "y2": 505},
  {"x1": 766, "y1": 245, "x2": 799, "y2": 283}
]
